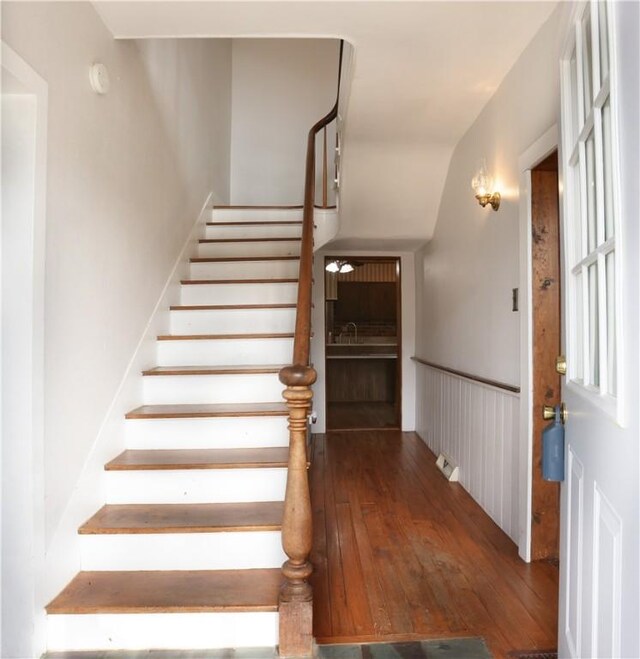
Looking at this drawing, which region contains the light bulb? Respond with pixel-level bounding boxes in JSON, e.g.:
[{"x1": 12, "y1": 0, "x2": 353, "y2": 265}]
[
  {"x1": 325, "y1": 261, "x2": 340, "y2": 273},
  {"x1": 471, "y1": 160, "x2": 493, "y2": 196},
  {"x1": 339, "y1": 263, "x2": 354, "y2": 273}
]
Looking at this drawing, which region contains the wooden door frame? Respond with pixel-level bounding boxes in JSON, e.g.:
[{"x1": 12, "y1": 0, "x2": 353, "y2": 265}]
[
  {"x1": 517, "y1": 124, "x2": 561, "y2": 563},
  {"x1": 323, "y1": 255, "x2": 402, "y2": 431}
]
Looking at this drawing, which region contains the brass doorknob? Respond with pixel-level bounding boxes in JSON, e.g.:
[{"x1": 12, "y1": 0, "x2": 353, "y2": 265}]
[
  {"x1": 543, "y1": 403, "x2": 568, "y2": 424},
  {"x1": 556, "y1": 355, "x2": 567, "y2": 375},
  {"x1": 543, "y1": 405, "x2": 556, "y2": 420}
]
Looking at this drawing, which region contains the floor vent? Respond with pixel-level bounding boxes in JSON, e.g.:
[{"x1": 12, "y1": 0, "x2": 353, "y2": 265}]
[
  {"x1": 436, "y1": 452, "x2": 459, "y2": 481},
  {"x1": 507, "y1": 651, "x2": 558, "y2": 659}
]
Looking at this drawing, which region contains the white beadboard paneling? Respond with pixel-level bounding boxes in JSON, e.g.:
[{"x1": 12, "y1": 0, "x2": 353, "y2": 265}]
[{"x1": 415, "y1": 363, "x2": 520, "y2": 543}]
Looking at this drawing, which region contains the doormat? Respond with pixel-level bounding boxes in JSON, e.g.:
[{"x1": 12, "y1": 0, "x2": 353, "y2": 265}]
[
  {"x1": 506, "y1": 651, "x2": 557, "y2": 659},
  {"x1": 316, "y1": 637, "x2": 492, "y2": 658}
]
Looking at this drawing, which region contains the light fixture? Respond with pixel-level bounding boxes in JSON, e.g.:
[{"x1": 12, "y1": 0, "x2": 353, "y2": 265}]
[
  {"x1": 325, "y1": 259, "x2": 355, "y2": 274},
  {"x1": 325, "y1": 261, "x2": 340, "y2": 273},
  {"x1": 471, "y1": 160, "x2": 501, "y2": 211}
]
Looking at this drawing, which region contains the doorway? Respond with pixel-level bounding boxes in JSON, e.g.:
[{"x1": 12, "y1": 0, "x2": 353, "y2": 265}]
[
  {"x1": 324, "y1": 256, "x2": 401, "y2": 431},
  {"x1": 530, "y1": 151, "x2": 562, "y2": 562}
]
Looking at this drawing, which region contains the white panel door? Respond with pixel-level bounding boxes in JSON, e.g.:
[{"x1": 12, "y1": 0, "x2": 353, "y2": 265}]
[{"x1": 558, "y1": 2, "x2": 639, "y2": 657}]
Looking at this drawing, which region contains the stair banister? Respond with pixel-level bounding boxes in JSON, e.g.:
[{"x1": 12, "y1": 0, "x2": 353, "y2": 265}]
[{"x1": 277, "y1": 40, "x2": 343, "y2": 657}]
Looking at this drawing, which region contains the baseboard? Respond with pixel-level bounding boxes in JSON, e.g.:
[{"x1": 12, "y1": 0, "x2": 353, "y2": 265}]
[{"x1": 43, "y1": 191, "x2": 213, "y2": 608}]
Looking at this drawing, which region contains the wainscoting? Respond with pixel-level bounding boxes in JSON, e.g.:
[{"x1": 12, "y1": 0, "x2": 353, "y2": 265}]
[{"x1": 415, "y1": 362, "x2": 520, "y2": 543}]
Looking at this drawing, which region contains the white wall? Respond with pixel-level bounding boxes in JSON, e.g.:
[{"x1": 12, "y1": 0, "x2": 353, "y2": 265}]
[
  {"x1": 311, "y1": 249, "x2": 416, "y2": 434},
  {"x1": 415, "y1": 6, "x2": 567, "y2": 387},
  {"x1": 2, "y1": 4, "x2": 232, "y2": 654},
  {"x1": 229, "y1": 39, "x2": 340, "y2": 205},
  {"x1": 414, "y1": 5, "x2": 570, "y2": 550},
  {"x1": 1, "y1": 62, "x2": 47, "y2": 659}
]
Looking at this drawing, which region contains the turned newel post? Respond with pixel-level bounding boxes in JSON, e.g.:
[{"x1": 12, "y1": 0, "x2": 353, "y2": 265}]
[{"x1": 278, "y1": 363, "x2": 317, "y2": 657}]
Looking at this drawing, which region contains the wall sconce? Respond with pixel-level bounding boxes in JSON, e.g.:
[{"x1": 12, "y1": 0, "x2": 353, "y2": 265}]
[
  {"x1": 325, "y1": 260, "x2": 354, "y2": 274},
  {"x1": 471, "y1": 160, "x2": 501, "y2": 211}
]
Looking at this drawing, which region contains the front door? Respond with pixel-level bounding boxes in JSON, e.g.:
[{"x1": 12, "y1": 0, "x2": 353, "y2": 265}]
[{"x1": 558, "y1": 2, "x2": 638, "y2": 657}]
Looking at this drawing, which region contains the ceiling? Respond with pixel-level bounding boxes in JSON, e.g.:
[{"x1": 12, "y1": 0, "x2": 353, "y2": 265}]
[{"x1": 95, "y1": 1, "x2": 558, "y2": 248}]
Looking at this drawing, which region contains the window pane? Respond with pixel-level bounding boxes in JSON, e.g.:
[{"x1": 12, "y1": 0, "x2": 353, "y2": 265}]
[
  {"x1": 572, "y1": 163, "x2": 584, "y2": 264},
  {"x1": 582, "y1": 10, "x2": 593, "y2": 116},
  {"x1": 603, "y1": 99, "x2": 615, "y2": 239},
  {"x1": 570, "y1": 48, "x2": 580, "y2": 143},
  {"x1": 574, "y1": 270, "x2": 584, "y2": 381},
  {"x1": 606, "y1": 252, "x2": 616, "y2": 396},
  {"x1": 599, "y1": 0, "x2": 610, "y2": 83},
  {"x1": 588, "y1": 262, "x2": 600, "y2": 387},
  {"x1": 586, "y1": 131, "x2": 597, "y2": 251}
]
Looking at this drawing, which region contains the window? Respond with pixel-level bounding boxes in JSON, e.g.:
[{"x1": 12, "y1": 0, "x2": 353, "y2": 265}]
[{"x1": 562, "y1": 1, "x2": 621, "y2": 414}]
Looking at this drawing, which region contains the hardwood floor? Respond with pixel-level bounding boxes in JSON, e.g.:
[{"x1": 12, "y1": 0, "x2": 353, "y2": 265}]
[
  {"x1": 326, "y1": 402, "x2": 398, "y2": 430},
  {"x1": 309, "y1": 431, "x2": 558, "y2": 658}
]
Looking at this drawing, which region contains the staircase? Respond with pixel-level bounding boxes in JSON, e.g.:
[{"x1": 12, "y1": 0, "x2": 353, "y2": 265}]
[{"x1": 45, "y1": 206, "x2": 305, "y2": 653}]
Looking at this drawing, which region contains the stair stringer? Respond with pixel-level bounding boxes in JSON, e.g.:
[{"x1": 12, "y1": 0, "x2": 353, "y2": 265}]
[
  {"x1": 313, "y1": 206, "x2": 339, "y2": 251},
  {"x1": 42, "y1": 191, "x2": 213, "y2": 612}
]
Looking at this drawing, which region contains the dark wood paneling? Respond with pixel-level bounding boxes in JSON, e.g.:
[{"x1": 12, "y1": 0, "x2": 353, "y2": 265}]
[
  {"x1": 326, "y1": 358, "x2": 396, "y2": 403},
  {"x1": 335, "y1": 282, "x2": 396, "y2": 322},
  {"x1": 531, "y1": 163, "x2": 561, "y2": 561},
  {"x1": 326, "y1": 402, "x2": 398, "y2": 430}
]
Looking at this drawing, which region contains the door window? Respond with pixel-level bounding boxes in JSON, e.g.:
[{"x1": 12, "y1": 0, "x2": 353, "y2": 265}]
[{"x1": 561, "y1": 1, "x2": 621, "y2": 418}]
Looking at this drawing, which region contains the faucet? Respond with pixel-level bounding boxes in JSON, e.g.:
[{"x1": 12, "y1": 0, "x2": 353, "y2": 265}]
[{"x1": 345, "y1": 322, "x2": 358, "y2": 344}]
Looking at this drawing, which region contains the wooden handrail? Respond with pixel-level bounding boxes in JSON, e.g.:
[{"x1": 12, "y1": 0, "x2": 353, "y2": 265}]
[
  {"x1": 291, "y1": 103, "x2": 337, "y2": 367},
  {"x1": 277, "y1": 40, "x2": 343, "y2": 658},
  {"x1": 411, "y1": 356, "x2": 521, "y2": 394}
]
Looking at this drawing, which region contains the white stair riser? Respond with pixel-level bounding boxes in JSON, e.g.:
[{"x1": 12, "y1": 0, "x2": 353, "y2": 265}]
[
  {"x1": 181, "y1": 282, "x2": 298, "y2": 306},
  {"x1": 204, "y1": 224, "x2": 301, "y2": 240},
  {"x1": 157, "y1": 338, "x2": 293, "y2": 367},
  {"x1": 47, "y1": 612, "x2": 278, "y2": 651},
  {"x1": 125, "y1": 416, "x2": 289, "y2": 450},
  {"x1": 211, "y1": 208, "x2": 302, "y2": 222},
  {"x1": 105, "y1": 468, "x2": 287, "y2": 504},
  {"x1": 80, "y1": 532, "x2": 285, "y2": 571},
  {"x1": 189, "y1": 259, "x2": 299, "y2": 280},
  {"x1": 143, "y1": 373, "x2": 283, "y2": 405},
  {"x1": 171, "y1": 307, "x2": 295, "y2": 335},
  {"x1": 197, "y1": 240, "x2": 300, "y2": 258}
]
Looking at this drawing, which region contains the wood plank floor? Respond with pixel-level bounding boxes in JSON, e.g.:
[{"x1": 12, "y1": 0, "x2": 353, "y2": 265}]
[{"x1": 309, "y1": 431, "x2": 558, "y2": 658}]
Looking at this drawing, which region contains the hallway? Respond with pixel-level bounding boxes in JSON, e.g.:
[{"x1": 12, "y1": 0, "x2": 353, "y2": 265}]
[{"x1": 310, "y1": 431, "x2": 558, "y2": 657}]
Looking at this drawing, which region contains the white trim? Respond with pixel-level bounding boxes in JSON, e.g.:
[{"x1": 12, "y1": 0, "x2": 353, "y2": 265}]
[
  {"x1": 1, "y1": 42, "x2": 49, "y2": 659},
  {"x1": 517, "y1": 124, "x2": 560, "y2": 563}
]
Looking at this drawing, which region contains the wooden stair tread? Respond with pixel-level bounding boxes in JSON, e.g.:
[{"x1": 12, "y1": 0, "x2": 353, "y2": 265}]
[
  {"x1": 213, "y1": 204, "x2": 302, "y2": 209},
  {"x1": 79, "y1": 502, "x2": 284, "y2": 534},
  {"x1": 125, "y1": 402, "x2": 288, "y2": 419},
  {"x1": 170, "y1": 303, "x2": 296, "y2": 311},
  {"x1": 200, "y1": 237, "x2": 302, "y2": 243},
  {"x1": 105, "y1": 447, "x2": 290, "y2": 471},
  {"x1": 206, "y1": 220, "x2": 302, "y2": 227},
  {"x1": 46, "y1": 568, "x2": 281, "y2": 614},
  {"x1": 181, "y1": 278, "x2": 298, "y2": 285},
  {"x1": 190, "y1": 256, "x2": 299, "y2": 263},
  {"x1": 142, "y1": 364, "x2": 286, "y2": 376},
  {"x1": 157, "y1": 332, "x2": 294, "y2": 341}
]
